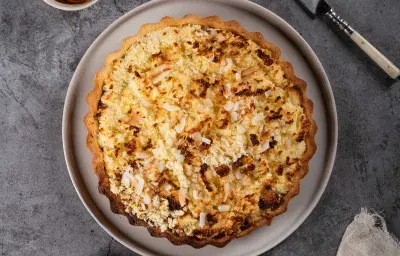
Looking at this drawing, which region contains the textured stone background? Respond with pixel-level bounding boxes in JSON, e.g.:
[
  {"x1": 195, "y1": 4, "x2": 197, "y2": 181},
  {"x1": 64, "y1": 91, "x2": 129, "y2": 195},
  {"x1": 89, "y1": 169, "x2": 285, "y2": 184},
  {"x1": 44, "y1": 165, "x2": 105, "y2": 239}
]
[{"x1": 0, "y1": 0, "x2": 399, "y2": 255}]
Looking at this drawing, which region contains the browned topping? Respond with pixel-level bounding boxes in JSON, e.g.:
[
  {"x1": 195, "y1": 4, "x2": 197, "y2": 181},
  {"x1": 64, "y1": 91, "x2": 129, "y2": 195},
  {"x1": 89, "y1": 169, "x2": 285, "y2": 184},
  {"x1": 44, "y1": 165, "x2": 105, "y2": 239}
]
[
  {"x1": 206, "y1": 214, "x2": 217, "y2": 225},
  {"x1": 218, "y1": 118, "x2": 229, "y2": 129},
  {"x1": 233, "y1": 156, "x2": 245, "y2": 168},
  {"x1": 256, "y1": 49, "x2": 273, "y2": 66},
  {"x1": 220, "y1": 41, "x2": 227, "y2": 48},
  {"x1": 233, "y1": 155, "x2": 252, "y2": 169},
  {"x1": 167, "y1": 195, "x2": 181, "y2": 211},
  {"x1": 286, "y1": 157, "x2": 291, "y2": 165},
  {"x1": 114, "y1": 148, "x2": 119, "y2": 157},
  {"x1": 269, "y1": 109, "x2": 283, "y2": 120},
  {"x1": 250, "y1": 134, "x2": 260, "y2": 146},
  {"x1": 255, "y1": 88, "x2": 266, "y2": 95},
  {"x1": 276, "y1": 165, "x2": 284, "y2": 175},
  {"x1": 193, "y1": 41, "x2": 199, "y2": 48},
  {"x1": 235, "y1": 82, "x2": 252, "y2": 96},
  {"x1": 128, "y1": 160, "x2": 138, "y2": 169},
  {"x1": 259, "y1": 197, "x2": 280, "y2": 211},
  {"x1": 259, "y1": 190, "x2": 282, "y2": 211},
  {"x1": 235, "y1": 89, "x2": 252, "y2": 96},
  {"x1": 240, "y1": 219, "x2": 252, "y2": 231},
  {"x1": 237, "y1": 35, "x2": 248, "y2": 41},
  {"x1": 200, "y1": 163, "x2": 208, "y2": 173},
  {"x1": 215, "y1": 165, "x2": 230, "y2": 177},
  {"x1": 209, "y1": 38, "x2": 217, "y2": 44},
  {"x1": 296, "y1": 131, "x2": 305, "y2": 142},
  {"x1": 114, "y1": 172, "x2": 122, "y2": 183},
  {"x1": 125, "y1": 140, "x2": 136, "y2": 155},
  {"x1": 189, "y1": 89, "x2": 196, "y2": 96},
  {"x1": 231, "y1": 40, "x2": 249, "y2": 48},
  {"x1": 200, "y1": 163, "x2": 213, "y2": 192},
  {"x1": 200, "y1": 141, "x2": 212, "y2": 151},
  {"x1": 234, "y1": 84, "x2": 270, "y2": 97},
  {"x1": 151, "y1": 51, "x2": 163, "y2": 59},
  {"x1": 128, "y1": 66, "x2": 133, "y2": 73},
  {"x1": 269, "y1": 138, "x2": 278, "y2": 148},
  {"x1": 134, "y1": 71, "x2": 141, "y2": 78},
  {"x1": 243, "y1": 164, "x2": 255, "y2": 174},
  {"x1": 131, "y1": 126, "x2": 141, "y2": 136},
  {"x1": 178, "y1": 144, "x2": 193, "y2": 160},
  {"x1": 229, "y1": 50, "x2": 240, "y2": 56},
  {"x1": 201, "y1": 48, "x2": 214, "y2": 57},
  {"x1": 98, "y1": 101, "x2": 107, "y2": 110},
  {"x1": 158, "y1": 176, "x2": 167, "y2": 186},
  {"x1": 142, "y1": 138, "x2": 152, "y2": 151},
  {"x1": 198, "y1": 79, "x2": 211, "y2": 98}
]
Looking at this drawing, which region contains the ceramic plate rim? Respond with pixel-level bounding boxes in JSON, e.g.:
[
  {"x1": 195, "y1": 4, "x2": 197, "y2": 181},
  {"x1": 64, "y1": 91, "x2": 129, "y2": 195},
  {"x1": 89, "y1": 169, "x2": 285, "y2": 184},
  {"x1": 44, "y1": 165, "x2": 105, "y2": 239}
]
[{"x1": 62, "y1": 0, "x2": 338, "y2": 255}]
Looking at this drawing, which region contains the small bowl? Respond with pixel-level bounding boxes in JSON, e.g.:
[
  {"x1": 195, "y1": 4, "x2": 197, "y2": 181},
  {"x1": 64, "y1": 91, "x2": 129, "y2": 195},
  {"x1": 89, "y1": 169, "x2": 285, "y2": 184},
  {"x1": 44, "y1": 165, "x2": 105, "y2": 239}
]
[{"x1": 43, "y1": 0, "x2": 99, "y2": 11}]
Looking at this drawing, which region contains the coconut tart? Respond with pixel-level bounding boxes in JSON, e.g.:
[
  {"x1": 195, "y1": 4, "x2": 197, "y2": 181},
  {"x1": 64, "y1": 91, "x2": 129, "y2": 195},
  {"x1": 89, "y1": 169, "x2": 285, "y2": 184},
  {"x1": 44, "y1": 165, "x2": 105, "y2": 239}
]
[{"x1": 85, "y1": 15, "x2": 317, "y2": 248}]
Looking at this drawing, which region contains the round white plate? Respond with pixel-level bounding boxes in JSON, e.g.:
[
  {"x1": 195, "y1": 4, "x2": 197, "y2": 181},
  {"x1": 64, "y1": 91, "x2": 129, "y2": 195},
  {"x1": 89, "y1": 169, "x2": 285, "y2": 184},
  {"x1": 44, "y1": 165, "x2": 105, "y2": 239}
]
[{"x1": 62, "y1": 0, "x2": 338, "y2": 255}]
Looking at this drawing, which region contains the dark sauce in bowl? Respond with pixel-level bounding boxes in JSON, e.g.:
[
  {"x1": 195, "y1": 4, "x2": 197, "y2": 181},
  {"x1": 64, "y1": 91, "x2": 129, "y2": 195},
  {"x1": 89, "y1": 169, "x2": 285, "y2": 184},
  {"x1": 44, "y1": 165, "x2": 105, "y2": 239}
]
[{"x1": 55, "y1": 0, "x2": 91, "y2": 4}]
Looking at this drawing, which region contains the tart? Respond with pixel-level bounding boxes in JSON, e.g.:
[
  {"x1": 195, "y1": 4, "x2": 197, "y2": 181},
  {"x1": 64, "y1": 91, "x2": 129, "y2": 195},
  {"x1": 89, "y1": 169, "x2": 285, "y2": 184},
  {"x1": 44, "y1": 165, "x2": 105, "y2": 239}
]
[{"x1": 85, "y1": 15, "x2": 317, "y2": 248}]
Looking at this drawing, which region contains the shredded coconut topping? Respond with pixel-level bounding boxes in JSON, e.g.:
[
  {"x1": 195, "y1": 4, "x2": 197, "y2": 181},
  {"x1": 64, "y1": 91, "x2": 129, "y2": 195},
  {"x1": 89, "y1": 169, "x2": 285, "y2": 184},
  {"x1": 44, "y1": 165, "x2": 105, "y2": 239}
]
[{"x1": 96, "y1": 24, "x2": 309, "y2": 238}]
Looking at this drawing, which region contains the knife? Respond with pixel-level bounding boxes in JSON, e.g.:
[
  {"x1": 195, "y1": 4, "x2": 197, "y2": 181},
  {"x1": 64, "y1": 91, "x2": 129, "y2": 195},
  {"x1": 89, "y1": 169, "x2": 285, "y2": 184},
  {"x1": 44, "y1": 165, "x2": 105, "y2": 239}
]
[{"x1": 296, "y1": 0, "x2": 400, "y2": 80}]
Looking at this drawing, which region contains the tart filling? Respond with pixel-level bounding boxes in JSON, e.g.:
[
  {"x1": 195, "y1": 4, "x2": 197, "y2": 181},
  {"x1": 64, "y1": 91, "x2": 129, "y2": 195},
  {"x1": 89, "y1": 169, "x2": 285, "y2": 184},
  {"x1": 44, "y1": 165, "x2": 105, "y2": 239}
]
[{"x1": 86, "y1": 15, "x2": 316, "y2": 247}]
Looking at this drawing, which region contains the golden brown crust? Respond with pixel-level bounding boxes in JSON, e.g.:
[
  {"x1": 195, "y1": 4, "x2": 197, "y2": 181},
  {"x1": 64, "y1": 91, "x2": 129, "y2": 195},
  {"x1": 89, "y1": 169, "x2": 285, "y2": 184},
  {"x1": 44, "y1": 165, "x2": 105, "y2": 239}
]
[{"x1": 84, "y1": 14, "x2": 317, "y2": 248}]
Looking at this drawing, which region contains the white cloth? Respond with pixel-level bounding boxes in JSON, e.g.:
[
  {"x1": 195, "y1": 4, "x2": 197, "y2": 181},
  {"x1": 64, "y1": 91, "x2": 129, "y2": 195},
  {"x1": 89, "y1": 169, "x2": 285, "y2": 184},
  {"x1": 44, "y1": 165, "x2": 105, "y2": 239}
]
[{"x1": 337, "y1": 208, "x2": 400, "y2": 256}]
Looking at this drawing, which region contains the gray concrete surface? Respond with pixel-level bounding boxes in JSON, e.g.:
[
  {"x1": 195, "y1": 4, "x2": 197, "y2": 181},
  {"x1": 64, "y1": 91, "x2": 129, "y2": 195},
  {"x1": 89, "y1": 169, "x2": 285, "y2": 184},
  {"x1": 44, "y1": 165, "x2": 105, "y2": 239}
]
[{"x1": 0, "y1": 0, "x2": 399, "y2": 255}]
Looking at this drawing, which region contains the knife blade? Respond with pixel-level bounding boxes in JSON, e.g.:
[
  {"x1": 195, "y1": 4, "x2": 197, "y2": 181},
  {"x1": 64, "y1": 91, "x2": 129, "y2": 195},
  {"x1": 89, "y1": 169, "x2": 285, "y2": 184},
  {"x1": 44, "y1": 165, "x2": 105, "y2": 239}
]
[
  {"x1": 294, "y1": 0, "x2": 320, "y2": 18},
  {"x1": 295, "y1": 0, "x2": 400, "y2": 80}
]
